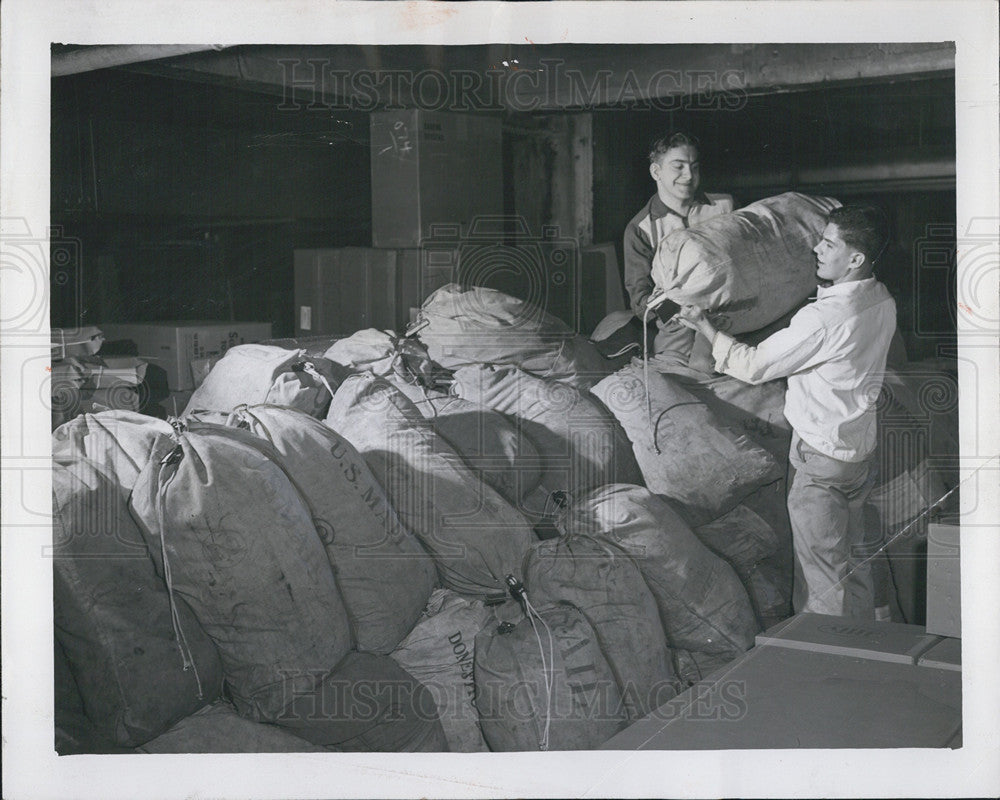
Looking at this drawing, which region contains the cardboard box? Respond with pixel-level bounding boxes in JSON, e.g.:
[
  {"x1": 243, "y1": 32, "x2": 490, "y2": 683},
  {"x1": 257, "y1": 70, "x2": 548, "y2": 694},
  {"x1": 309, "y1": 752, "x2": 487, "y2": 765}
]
[
  {"x1": 189, "y1": 355, "x2": 223, "y2": 389},
  {"x1": 370, "y1": 110, "x2": 502, "y2": 248},
  {"x1": 87, "y1": 356, "x2": 148, "y2": 388},
  {"x1": 294, "y1": 248, "x2": 458, "y2": 337},
  {"x1": 294, "y1": 248, "x2": 399, "y2": 336},
  {"x1": 52, "y1": 356, "x2": 147, "y2": 390},
  {"x1": 99, "y1": 321, "x2": 272, "y2": 391},
  {"x1": 51, "y1": 326, "x2": 104, "y2": 360},
  {"x1": 50, "y1": 356, "x2": 148, "y2": 429},
  {"x1": 754, "y1": 612, "x2": 940, "y2": 665},
  {"x1": 926, "y1": 519, "x2": 961, "y2": 638}
]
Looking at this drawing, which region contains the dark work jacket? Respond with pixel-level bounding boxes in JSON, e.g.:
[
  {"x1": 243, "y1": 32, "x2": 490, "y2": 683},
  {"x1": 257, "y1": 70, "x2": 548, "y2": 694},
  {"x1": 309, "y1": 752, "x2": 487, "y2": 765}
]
[{"x1": 623, "y1": 191, "x2": 734, "y2": 319}]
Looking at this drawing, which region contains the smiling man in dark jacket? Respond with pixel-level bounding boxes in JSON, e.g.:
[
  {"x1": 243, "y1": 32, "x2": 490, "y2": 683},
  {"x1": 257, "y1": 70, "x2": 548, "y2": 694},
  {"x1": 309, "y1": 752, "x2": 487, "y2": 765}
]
[{"x1": 623, "y1": 132, "x2": 734, "y2": 367}]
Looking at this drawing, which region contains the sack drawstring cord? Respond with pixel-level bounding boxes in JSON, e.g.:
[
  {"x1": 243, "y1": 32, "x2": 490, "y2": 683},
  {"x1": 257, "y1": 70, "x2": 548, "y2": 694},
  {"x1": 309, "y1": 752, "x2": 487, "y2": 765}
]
[{"x1": 155, "y1": 442, "x2": 204, "y2": 699}]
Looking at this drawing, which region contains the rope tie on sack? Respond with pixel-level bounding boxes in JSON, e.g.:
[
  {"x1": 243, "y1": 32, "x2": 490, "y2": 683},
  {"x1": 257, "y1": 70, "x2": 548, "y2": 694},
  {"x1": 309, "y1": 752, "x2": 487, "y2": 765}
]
[
  {"x1": 233, "y1": 404, "x2": 278, "y2": 446},
  {"x1": 404, "y1": 314, "x2": 430, "y2": 338},
  {"x1": 431, "y1": 560, "x2": 510, "y2": 601},
  {"x1": 388, "y1": 341, "x2": 406, "y2": 384},
  {"x1": 526, "y1": 599, "x2": 554, "y2": 752},
  {"x1": 506, "y1": 576, "x2": 554, "y2": 751},
  {"x1": 540, "y1": 337, "x2": 569, "y2": 382},
  {"x1": 387, "y1": 334, "x2": 443, "y2": 417},
  {"x1": 393, "y1": 339, "x2": 429, "y2": 391},
  {"x1": 541, "y1": 489, "x2": 572, "y2": 523},
  {"x1": 651, "y1": 400, "x2": 703, "y2": 449},
  {"x1": 642, "y1": 301, "x2": 660, "y2": 455},
  {"x1": 299, "y1": 361, "x2": 336, "y2": 402},
  {"x1": 224, "y1": 404, "x2": 243, "y2": 429},
  {"x1": 416, "y1": 381, "x2": 437, "y2": 417},
  {"x1": 155, "y1": 442, "x2": 204, "y2": 699}
]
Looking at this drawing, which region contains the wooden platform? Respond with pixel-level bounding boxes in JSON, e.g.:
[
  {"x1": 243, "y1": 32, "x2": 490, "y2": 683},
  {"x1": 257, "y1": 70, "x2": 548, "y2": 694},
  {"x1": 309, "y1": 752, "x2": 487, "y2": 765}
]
[
  {"x1": 753, "y1": 612, "x2": 941, "y2": 664},
  {"x1": 602, "y1": 614, "x2": 961, "y2": 750},
  {"x1": 918, "y1": 636, "x2": 962, "y2": 672}
]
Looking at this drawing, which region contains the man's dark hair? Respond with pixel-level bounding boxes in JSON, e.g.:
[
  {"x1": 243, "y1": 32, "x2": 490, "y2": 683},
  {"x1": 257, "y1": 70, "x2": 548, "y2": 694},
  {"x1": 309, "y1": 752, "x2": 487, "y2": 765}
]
[
  {"x1": 828, "y1": 205, "x2": 890, "y2": 267},
  {"x1": 649, "y1": 132, "x2": 700, "y2": 164}
]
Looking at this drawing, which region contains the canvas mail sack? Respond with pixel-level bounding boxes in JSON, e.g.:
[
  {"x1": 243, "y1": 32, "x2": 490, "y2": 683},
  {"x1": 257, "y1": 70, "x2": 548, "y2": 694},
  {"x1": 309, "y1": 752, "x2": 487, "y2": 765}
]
[
  {"x1": 325, "y1": 373, "x2": 535, "y2": 601},
  {"x1": 651, "y1": 192, "x2": 840, "y2": 335},
  {"x1": 672, "y1": 371, "x2": 792, "y2": 462},
  {"x1": 560, "y1": 484, "x2": 758, "y2": 659},
  {"x1": 138, "y1": 700, "x2": 329, "y2": 753},
  {"x1": 54, "y1": 637, "x2": 136, "y2": 755},
  {"x1": 390, "y1": 589, "x2": 497, "y2": 753},
  {"x1": 324, "y1": 328, "x2": 439, "y2": 385},
  {"x1": 183, "y1": 344, "x2": 340, "y2": 418},
  {"x1": 413, "y1": 284, "x2": 611, "y2": 389},
  {"x1": 226, "y1": 405, "x2": 436, "y2": 654},
  {"x1": 523, "y1": 536, "x2": 678, "y2": 720},
  {"x1": 388, "y1": 376, "x2": 542, "y2": 505},
  {"x1": 692, "y1": 503, "x2": 781, "y2": 578},
  {"x1": 475, "y1": 604, "x2": 628, "y2": 751},
  {"x1": 53, "y1": 456, "x2": 223, "y2": 747},
  {"x1": 52, "y1": 410, "x2": 174, "y2": 492},
  {"x1": 129, "y1": 424, "x2": 352, "y2": 721},
  {"x1": 275, "y1": 651, "x2": 450, "y2": 752},
  {"x1": 592, "y1": 363, "x2": 780, "y2": 522},
  {"x1": 453, "y1": 364, "x2": 643, "y2": 521}
]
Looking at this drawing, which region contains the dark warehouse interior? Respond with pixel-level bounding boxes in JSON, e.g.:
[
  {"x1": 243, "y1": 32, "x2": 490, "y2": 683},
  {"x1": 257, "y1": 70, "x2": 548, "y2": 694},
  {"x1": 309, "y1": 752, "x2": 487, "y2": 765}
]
[{"x1": 50, "y1": 43, "x2": 957, "y2": 360}]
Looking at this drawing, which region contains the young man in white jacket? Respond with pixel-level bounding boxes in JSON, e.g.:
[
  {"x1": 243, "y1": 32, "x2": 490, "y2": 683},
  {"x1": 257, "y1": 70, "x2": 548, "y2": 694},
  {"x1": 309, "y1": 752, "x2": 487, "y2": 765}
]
[{"x1": 678, "y1": 205, "x2": 896, "y2": 619}]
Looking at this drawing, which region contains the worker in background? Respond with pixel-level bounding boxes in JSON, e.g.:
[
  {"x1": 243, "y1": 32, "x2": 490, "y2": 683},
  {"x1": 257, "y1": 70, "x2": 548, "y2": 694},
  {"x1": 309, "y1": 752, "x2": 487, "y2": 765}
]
[
  {"x1": 676, "y1": 205, "x2": 896, "y2": 620},
  {"x1": 623, "y1": 132, "x2": 734, "y2": 367}
]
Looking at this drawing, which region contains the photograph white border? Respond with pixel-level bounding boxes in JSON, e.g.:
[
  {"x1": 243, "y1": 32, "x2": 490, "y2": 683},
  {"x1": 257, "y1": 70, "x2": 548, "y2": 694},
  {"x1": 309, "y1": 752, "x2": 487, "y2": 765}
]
[{"x1": 2, "y1": 2, "x2": 998, "y2": 798}]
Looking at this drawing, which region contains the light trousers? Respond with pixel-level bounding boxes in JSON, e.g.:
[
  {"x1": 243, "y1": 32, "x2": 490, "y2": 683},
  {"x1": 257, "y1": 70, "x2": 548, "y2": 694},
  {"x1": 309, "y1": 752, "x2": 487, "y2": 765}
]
[{"x1": 787, "y1": 433, "x2": 881, "y2": 619}]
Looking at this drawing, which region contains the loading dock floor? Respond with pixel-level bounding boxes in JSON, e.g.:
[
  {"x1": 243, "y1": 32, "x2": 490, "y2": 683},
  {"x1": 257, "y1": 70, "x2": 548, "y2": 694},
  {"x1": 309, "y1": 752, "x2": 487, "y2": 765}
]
[{"x1": 602, "y1": 614, "x2": 961, "y2": 750}]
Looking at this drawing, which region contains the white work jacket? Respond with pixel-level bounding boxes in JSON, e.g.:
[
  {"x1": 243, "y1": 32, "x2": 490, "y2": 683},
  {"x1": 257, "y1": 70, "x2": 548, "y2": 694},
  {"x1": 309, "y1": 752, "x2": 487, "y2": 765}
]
[{"x1": 711, "y1": 277, "x2": 897, "y2": 462}]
